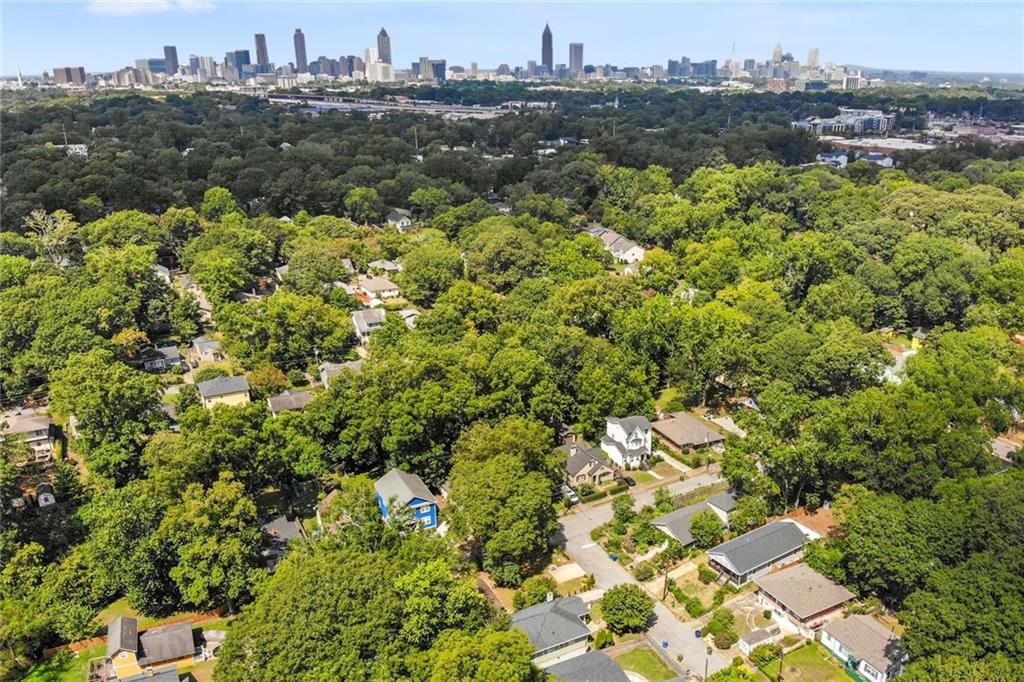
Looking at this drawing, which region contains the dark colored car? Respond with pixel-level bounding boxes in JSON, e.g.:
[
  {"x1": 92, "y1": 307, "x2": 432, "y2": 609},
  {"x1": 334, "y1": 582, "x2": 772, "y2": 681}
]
[{"x1": 623, "y1": 477, "x2": 637, "y2": 487}]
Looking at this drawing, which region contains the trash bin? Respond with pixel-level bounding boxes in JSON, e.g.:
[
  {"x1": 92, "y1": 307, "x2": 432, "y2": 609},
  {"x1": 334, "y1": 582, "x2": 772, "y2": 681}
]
[
  {"x1": 694, "y1": 629, "x2": 702, "y2": 638},
  {"x1": 662, "y1": 640, "x2": 669, "y2": 649}
]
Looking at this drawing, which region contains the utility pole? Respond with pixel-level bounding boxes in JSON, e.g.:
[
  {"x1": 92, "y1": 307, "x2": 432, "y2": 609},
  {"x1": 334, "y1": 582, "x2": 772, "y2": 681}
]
[{"x1": 778, "y1": 644, "x2": 785, "y2": 680}]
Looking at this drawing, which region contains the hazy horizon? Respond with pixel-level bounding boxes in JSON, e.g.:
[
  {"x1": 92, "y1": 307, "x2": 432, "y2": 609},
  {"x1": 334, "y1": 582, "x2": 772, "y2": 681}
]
[{"x1": 2, "y1": 1, "x2": 1022, "y2": 78}]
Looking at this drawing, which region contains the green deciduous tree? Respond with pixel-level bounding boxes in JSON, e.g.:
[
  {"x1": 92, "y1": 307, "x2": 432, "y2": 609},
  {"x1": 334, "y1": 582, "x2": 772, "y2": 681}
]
[{"x1": 601, "y1": 583, "x2": 654, "y2": 634}]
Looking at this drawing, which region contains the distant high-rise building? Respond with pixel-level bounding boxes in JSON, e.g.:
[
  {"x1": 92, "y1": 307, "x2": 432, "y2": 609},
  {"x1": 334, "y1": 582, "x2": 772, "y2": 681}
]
[
  {"x1": 53, "y1": 66, "x2": 86, "y2": 85},
  {"x1": 163, "y1": 45, "x2": 179, "y2": 74},
  {"x1": 541, "y1": 23, "x2": 553, "y2": 73},
  {"x1": 743, "y1": 58, "x2": 756, "y2": 72},
  {"x1": 569, "y1": 42, "x2": 583, "y2": 75},
  {"x1": 772, "y1": 42, "x2": 783, "y2": 64},
  {"x1": 377, "y1": 27, "x2": 392, "y2": 64},
  {"x1": 294, "y1": 29, "x2": 308, "y2": 73},
  {"x1": 255, "y1": 34, "x2": 270, "y2": 66},
  {"x1": 807, "y1": 47, "x2": 820, "y2": 69},
  {"x1": 680, "y1": 56, "x2": 691, "y2": 77}
]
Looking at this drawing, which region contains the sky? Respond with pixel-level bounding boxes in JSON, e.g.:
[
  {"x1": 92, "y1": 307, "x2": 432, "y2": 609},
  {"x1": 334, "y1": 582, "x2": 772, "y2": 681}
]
[{"x1": 2, "y1": 1, "x2": 1022, "y2": 77}]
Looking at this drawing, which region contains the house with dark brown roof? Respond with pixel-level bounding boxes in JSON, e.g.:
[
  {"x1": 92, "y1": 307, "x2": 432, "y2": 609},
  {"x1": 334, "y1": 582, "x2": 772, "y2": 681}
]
[{"x1": 754, "y1": 563, "x2": 854, "y2": 637}]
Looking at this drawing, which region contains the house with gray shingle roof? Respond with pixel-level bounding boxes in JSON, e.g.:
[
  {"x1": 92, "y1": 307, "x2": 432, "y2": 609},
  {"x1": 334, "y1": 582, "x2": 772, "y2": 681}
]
[
  {"x1": 196, "y1": 375, "x2": 250, "y2": 409},
  {"x1": 374, "y1": 468, "x2": 438, "y2": 529},
  {"x1": 822, "y1": 615, "x2": 907, "y2": 682},
  {"x1": 707, "y1": 520, "x2": 815, "y2": 585},
  {"x1": 511, "y1": 596, "x2": 591, "y2": 668},
  {"x1": 601, "y1": 415, "x2": 651, "y2": 469},
  {"x1": 547, "y1": 650, "x2": 629, "y2": 682},
  {"x1": 266, "y1": 390, "x2": 313, "y2": 417},
  {"x1": 558, "y1": 441, "x2": 615, "y2": 488}
]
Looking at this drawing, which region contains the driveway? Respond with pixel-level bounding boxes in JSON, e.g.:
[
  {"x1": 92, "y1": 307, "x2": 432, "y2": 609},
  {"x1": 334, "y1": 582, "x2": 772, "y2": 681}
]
[{"x1": 555, "y1": 472, "x2": 730, "y2": 679}]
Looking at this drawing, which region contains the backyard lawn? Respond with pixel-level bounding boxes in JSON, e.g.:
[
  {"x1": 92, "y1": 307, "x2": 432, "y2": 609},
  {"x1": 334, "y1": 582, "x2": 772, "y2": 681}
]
[
  {"x1": 20, "y1": 644, "x2": 105, "y2": 682},
  {"x1": 613, "y1": 646, "x2": 678, "y2": 682},
  {"x1": 758, "y1": 642, "x2": 848, "y2": 682}
]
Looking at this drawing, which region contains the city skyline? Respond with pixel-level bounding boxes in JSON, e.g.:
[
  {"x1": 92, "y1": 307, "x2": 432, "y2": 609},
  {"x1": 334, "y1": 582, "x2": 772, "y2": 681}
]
[{"x1": 2, "y1": 2, "x2": 1022, "y2": 77}]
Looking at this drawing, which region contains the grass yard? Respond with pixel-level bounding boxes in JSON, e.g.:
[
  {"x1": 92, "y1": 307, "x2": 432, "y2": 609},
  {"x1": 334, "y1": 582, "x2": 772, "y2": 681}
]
[
  {"x1": 557, "y1": 575, "x2": 588, "y2": 596},
  {"x1": 613, "y1": 646, "x2": 678, "y2": 682},
  {"x1": 96, "y1": 598, "x2": 208, "y2": 630},
  {"x1": 655, "y1": 387, "x2": 681, "y2": 413},
  {"x1": 179, "y1": 658, "x2": 216, "y2": 682},
  {"x1": 20, "y1": 644, "x2": 105, "y2": 682},
  {"x1": 759, "y1": 642, "x2": 848, "y2": 682}
]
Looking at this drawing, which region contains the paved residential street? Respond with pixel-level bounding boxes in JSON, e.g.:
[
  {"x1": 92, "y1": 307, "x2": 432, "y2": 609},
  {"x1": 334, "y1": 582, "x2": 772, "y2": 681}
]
[{"x1": 556, "y1": 471, "x2": 730, "y2": 679}]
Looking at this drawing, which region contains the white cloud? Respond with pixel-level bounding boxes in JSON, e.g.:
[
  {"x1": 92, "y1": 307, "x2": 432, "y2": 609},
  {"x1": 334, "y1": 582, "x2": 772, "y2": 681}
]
[{"x1": 85, "y1": 0, "x2": 214, "y2": 16}]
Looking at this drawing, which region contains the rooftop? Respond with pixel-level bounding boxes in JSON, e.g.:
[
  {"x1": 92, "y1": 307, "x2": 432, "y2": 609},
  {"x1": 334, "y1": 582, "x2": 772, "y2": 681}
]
[
  {"x1": 755, "y1": 563, "x2": 855, "y2": 619},
  {"x1": 547, "y1": 651, "x2": 629, "y2": 682},
  {"x1": 652, "y1": 501, "x2": 708, "y2": 546},
  {"x1": 267, "y1": 390, "x2": 313, "y2": 414},
  {"x1": 196, "y1": 375, "x2": 250, "y2": 399},
  {"x1": 107, "y1": 616, "x2": 139, "y2": 656},
  {"x1": 709, "y1": 520, "x2": 812, "y2": 576},
  {"x1": 510, "y1": 596, "x2": 590, "y2": 653},
  {"x1": 608, "y1": 415, "x2": 651, "y2": 433},
  {"x1": 138, "y1": 621, "x2": 195, "y2": 665},
  {"x1": 824, "y1": 615, "x2": 905, "y2": 674},
  {"x1": 652, "y1": 412, "x2": 724, "y2": 448},
  {"x1": 374, "y1": 467, "x2": 434, "y2": 507},
  {"x1": 357, "y1": 275, "x2": 399, "y2": 292}
]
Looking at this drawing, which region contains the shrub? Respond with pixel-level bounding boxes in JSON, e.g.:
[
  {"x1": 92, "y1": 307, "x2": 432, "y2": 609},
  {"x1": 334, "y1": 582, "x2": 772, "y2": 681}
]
[
  {"x1": 633, "y1": 562, "x2": 655, "y2": 581},
  {"x1": 685, "y1": 597, "x2": 707, "y2": 618},
  {"x1": 602, "y1": 584, "x2": 655, "y2": 634},
  {"x1": 579, "y1": 483, "x2": 595, "y2": 497},
  {"x1": 287, "y1": 368, "x2": 309, "y2": 386},
  {"x1": 713, "y1": 631, "x2": 738, "y2": 650},
  {"x1": 750, "y1": 643, "x2": 782, "y2": 666},
  {"x1": 590, "y1": 527, "x2": 605, "y2": 542},
  {"x1": 593, "y1": 629, "x2": 614, "y2": 649},
  {"x1": 513, "y1": 575, "x2": 559, "y2": 610},
  {"x1": 732, "y1": 656, "x2": 744, "y2": 667},
  {"x1": 698, "y1": 564, "x2": 718, "y2": 584},
  {"x1": 606, "y1": 535, "x2": 622, "y2": 552},
  {"x1": 487, "y1": 562, "x2": 523, "y2": 587},
  {"x1": 608, "y1": 483, "x2": 629, "y2": 495},
  {"x1": 763, "y1": 609, "x2": 772, "y2": 620},
  {"x1": 581, "y1": 490, "x2": 608, "y2": 503}
]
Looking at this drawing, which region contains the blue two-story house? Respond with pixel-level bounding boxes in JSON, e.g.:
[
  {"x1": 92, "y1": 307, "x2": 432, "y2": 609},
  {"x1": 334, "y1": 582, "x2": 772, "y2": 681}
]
[{"x1": 374, "y1": 468, "x2": 439, "y2": 529}]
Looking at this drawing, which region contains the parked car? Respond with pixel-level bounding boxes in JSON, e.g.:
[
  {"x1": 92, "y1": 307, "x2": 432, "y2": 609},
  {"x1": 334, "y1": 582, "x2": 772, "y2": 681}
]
[
  {"x1": 622, "y1": 477, "x2": 637, "y2": 487},
  {"x1": 558, "y1": 484, "x2": 579, "y2": 504}
]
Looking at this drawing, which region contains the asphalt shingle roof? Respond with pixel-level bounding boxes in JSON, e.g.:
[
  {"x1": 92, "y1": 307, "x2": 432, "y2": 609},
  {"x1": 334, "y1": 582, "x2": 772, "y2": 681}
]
[
  {"x1": 511, "y1": 596, "x2": 590, "y2": 652},
  {"x1": 547, "y1": 651, "x2": 629, "y2": 682},
  {"x1": 107, "y1": 616, "x2": 138, "y2": 656},
  {"x1": 196, "y1": 375, "x2": 250, "y2": 399},
  {"x1": 138, "y1": 621, "x2": 195, "y2": 665},
  {"x1": 755, "y1": 563, "x2": 854, "y2": 619},
  {"x1": 824, "y1": 615, "x2": 905, "y2": 675},
  {"x1": 652, "y1": 501, "x2": 708, "y2": 546},
  {"x1": 708, "y1": 521, "x2": 810, "y2": 576},
  {"x1": 374, "y1": 468, "x2": 434, "y2": 507},
  {"x1": 651, "y1": 412, "x2": 724, "y2": 448}
]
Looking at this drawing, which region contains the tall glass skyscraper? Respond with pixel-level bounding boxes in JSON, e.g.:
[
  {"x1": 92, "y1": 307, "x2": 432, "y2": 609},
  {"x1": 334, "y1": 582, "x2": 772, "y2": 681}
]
[
  {"x1": 541, "y1": 23, "x2": 553, "y2": 73},
  {"x1": 377, "y1": 28, "x2": 392, "y2": 64},
  {"x1": 294, "y1": 28, "x2": 308, "y2": 73}
]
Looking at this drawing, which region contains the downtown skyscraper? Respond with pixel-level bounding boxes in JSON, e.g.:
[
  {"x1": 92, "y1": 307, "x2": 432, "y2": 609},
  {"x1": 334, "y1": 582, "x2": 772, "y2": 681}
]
[
  {"x1": 255, "y1": 33, "x2": 270, "y2": 66},
  {"x1": 163, "y1": 45, "x2": 179, "y2": 75},
  {"x1": 377, "y1": 27, "x2": 392, "y2": 64},
  {"x1": 294, "y1": 28, "x2": 308, "y2": 73},
  {"x1": 569, "y1": 42, "x2": 583, "y2": 75},
  {"x1": 541, "y1": 23, "x2": 553, "y2": 73}
]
